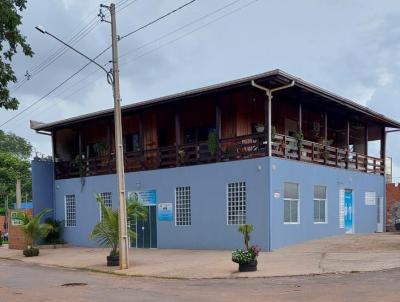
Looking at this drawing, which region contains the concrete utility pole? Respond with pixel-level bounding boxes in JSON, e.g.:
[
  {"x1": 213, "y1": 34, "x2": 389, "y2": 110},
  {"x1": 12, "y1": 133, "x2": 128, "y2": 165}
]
[
  {"x1": 16, "y1": 179, "x2": 21, "y2": 209},
  {"x1": 109, "y1": 3, "x2": 129, "y2": 269},
  {"x1": 36, "y1": 2, "x2": 129, "y2": 270}
]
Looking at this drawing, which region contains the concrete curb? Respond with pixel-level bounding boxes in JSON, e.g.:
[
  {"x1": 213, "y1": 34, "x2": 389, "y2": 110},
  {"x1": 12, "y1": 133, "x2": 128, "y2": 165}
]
[{"x1": 1, "y1": 256, "x2": 398, "y2": 281}]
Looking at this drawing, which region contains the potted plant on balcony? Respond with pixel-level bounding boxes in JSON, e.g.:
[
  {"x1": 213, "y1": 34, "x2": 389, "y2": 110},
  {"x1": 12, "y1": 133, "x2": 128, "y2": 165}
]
[
  {"x1": 255, "y1": 122, "x2": 265, "y2": 133},
  {"x1": 14, "y1": 209, "x2": 53, "y2": 257},
  {"x1": 391, "y1": 201, "x2": 400, "y2": 231},
  {"x1": 208, "y1": 131, "x2": 218, "y2": 157},
  {"x1": 89, "y1": 194, "x2": 147, "y2": 266},
  {"x1": 232, "y1": 224, "x2": 260, "y2": 272}
]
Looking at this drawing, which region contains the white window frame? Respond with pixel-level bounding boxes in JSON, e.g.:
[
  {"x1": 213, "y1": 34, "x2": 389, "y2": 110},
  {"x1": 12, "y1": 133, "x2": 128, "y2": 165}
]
[
  {"x1": 64, "y1": 194, "x2": 76, "y2": 227},
  {"x1": 283, "y1": 183, "x2": 300, "y2": 224},
  {"x1": 99, "y1": 192, "x2": 112, "y2": 222},
  {"x1": 313, "y1": 185, "x2": 328, "y2": 224},
  {"x1": 175, "y1": 186, "x2": 191, "y2": 226},
  {"x1": 226, "y1": 182, "x2": 246, "y2": 225}
]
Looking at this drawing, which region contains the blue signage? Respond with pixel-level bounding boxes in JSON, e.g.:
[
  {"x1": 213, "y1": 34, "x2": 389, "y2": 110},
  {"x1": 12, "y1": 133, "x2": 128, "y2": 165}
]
[
  {"x1": 158, "y1": 203, "x2": 173, "y2": 221},
  {"x1": 128, "y1": 190, "x2": 157, "y2": 206}
]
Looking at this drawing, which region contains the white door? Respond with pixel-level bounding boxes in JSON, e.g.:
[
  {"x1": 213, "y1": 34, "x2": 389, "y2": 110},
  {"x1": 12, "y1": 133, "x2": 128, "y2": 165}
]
[{"x1": 377, "y1": 197, "x2": 384, "y2": 232}]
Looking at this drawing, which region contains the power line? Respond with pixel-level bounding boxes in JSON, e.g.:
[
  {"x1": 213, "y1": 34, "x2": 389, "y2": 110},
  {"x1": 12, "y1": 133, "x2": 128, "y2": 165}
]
[
  {"x1": 119, "y1": 0, "x2": 197, "y2": 40},
  {"x1": 6, "y1": 0, "x2": 258, "y2": 130},
  {"x1": 2, "y1": 1, "x2": 202, "y2": 128},
  {"x1": 10, "y1": 0, "x2": 135, "y2": 93},
  {"x1": 0, "y1": 47, "x2": 111, "y2": 128}
]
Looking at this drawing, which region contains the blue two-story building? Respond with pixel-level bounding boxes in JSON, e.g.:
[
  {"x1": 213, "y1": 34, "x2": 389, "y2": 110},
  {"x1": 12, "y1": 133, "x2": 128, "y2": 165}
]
[{"x1": 31, "y1": 69, "x2": 399, "y2": 251}]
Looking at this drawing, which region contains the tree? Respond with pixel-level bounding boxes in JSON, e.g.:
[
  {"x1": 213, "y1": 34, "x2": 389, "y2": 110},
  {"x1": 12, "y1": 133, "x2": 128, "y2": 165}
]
[
  {"x1": 89, "y1": 194, "x2": 147, "y2": 258},
  {"x1": 0, "y1": 131, "x2": 32, "y2": 214},
  {"x1": 0, "y1": 0, "x2": 33, "y2": 110},
  {"x1": 0, "y1": 129, "x2": 32, "y2": 159}
]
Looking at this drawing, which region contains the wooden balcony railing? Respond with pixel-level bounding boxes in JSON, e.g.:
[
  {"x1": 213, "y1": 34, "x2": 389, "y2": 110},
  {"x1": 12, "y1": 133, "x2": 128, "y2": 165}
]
[{"x1": 54, "y1": 133, "x2": 385, "y2": 179}]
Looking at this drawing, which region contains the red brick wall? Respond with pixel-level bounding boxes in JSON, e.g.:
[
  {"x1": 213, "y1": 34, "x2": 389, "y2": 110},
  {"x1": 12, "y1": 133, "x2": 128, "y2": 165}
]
[
  {"x1": 386, "y1": 183, "x2": 400, "y2": 231},
  {"x1": 0, "y1": 216, "x2": 5, "y2": 233},
  {"x1": 8, "y1": 209, "x2": 33, "y2": 250}
]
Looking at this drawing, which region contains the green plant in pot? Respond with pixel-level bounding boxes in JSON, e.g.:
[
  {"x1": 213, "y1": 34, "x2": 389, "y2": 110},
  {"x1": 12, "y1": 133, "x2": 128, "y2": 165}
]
[
  {"x1": 89, "y1": 193, "x2": 147, "y2": 266},
  {"x1": 208, "y1": 131, "x2": 218, "y2": 157},
  {"x1": 14, "y1": 209, "x2": 53, "y2": 257},
  {"x1": 232, "y1": 224, "x2": 260, "y2": 272},
  {"x1": 293, "y1": 131, "x2": 304, "y2": 150},
  {"x1": 255, "y1": 122, "x2": 265, "y2": 133}
]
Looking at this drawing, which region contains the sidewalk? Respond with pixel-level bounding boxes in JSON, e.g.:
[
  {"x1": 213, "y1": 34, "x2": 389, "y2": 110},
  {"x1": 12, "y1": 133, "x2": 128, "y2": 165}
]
[{"x1": 1, "y1": 233, "x2": 400, "y2": 279}]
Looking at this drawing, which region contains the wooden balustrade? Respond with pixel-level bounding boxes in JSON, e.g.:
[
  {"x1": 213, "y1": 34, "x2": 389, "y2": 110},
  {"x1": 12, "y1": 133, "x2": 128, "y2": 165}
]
[{"x1": 54, "y1": 132, "x2": 385, "y2": 179}]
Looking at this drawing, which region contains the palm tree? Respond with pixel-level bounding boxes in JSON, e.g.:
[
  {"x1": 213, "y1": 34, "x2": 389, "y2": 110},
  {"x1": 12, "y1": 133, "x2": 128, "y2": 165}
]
[
  {"x1": 89, "y1": 194, "x2": 147, "y2": 259},
  {"x1": 15, "y1": 209, "x2": 53, "y2": 251}
]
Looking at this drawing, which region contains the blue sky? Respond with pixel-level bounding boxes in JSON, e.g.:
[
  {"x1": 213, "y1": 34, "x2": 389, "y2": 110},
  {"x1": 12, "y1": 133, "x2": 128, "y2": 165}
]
[{"x1": 2, "y1": 0, "x2": 400, "y2": 178}]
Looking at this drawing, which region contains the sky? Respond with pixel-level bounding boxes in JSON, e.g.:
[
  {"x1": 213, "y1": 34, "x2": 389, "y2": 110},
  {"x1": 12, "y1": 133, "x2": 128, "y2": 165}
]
[{"x1": 1, "y1": 0, "x2": 400, "y2": 179}]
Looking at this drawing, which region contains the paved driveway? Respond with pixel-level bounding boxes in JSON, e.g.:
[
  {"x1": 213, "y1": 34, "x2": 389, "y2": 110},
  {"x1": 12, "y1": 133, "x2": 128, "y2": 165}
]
[
  {"x1": 2, "y1": 260, "x2": 400, "y2": 302},
  {"x1": 1, "y1": 233, "x2": 400, "y2": 279}
]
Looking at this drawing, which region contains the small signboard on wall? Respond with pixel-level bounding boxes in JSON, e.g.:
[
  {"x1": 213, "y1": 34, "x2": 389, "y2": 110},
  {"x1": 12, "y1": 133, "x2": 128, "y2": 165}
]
[
  {"x1": 127, "y1": 189, "x2": 157, "y2": 206},
  {"x1": 365, "y1": 192, "x2": 376, "y2": 206},
  {"x1": 10, "y1": 211, "x2": 23, "y2": 226},
  {"x1": 158, "y1": 203, "x2": 173, "y2": 221}
]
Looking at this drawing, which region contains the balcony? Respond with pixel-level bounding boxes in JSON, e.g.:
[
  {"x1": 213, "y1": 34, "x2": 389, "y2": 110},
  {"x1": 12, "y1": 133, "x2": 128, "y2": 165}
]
[{"x1": 54, "y1": 132, "x2": 384, "y2": 180}]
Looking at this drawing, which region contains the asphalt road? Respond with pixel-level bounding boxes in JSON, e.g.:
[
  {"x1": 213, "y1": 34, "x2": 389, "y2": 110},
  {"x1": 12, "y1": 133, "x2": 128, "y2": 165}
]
[{"x1": 1, "y1": 259, "x2": 399, "y2": 302}]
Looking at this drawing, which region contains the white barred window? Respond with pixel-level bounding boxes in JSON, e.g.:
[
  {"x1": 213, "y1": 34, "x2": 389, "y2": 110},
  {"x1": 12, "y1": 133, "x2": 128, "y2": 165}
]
[
  {"x1": 65, "y1": 194, "x2": 76, "y2": 227},
  {"x1": 227, "y1": 182, "x2": 246, "y2": 225},
  {"x1": 99, "y1": 192, "x2": 112, "y2": 221},
  {"x1": 175, "y1": 186, "x2": 191, "y2": 226}
]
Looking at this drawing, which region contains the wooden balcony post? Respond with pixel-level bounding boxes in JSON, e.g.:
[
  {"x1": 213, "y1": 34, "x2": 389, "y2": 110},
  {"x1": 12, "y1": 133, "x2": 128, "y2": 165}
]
[
  {"x1": 139, "y1": 115, "x2": 144, "y2": 169},
  {"x1": 346, "y1": 120, "x2": 350, "y2": 169},
  {"x1": 175, "y1": 112, "x2": 181, "y2": 166},
  {"x1": 264, "y1": 92, "x2": 271, "y2": 156},
  {"x1": 380, "y1": 126, "x2": 386, "y2": 160},
  {"x1": 324, "y1": 112, "x2": 328, "y2": 142},
  {"x1": 216, "y1": 102, "x2": 221, "y2": 162},
  {"x1": 298, "y1": 103, "x2": 302, "y2": 132},
  {"x1": 355, "y1": 153, "x2": 359, "y2": 170}
]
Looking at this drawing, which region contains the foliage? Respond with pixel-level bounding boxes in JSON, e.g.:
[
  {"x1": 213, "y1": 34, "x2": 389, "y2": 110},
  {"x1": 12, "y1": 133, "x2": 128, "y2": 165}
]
[
  {"x1": 0, "y1": 0, "x2": 33, "y2": 110},
  {"x1": 0, "y1": 130, "x2": 32, "y2": 159},
  {"x1": 89, "y1": 193, "x2": 147, "y2": 257},
  {"x1": 207, "y1": 131, "x2": 218, "y2": 156},
  {"x1": 391, "y1": 201, "x2": 400, "y2": 225},
  {"x1": 43, "y1": 218, "x2": 65, "y2": 244},
  {"x1": 0, "y1": 130, "x2": 32, "y2": 214},
  {"x1": 238, "y1": 224, "x2": 254, "y2": 250},
  {"x1": 294, "y1": 131, "x2": 304, "y2": 148},
  {"x1": 14, "y1": 209, "x2": 53, "y2": 248},
  {"x1": 23, "y1": 247, "x2": 39, "y2": 257},
  {"x1": 232, "y1": 245, "x2": 260, "y2": 264},
  {"x1": 93, "y1": 142, "x2": 107, "y2": 157},
  {"x1": 271, "y1": 126, "x2": 276, "y2": 140}
]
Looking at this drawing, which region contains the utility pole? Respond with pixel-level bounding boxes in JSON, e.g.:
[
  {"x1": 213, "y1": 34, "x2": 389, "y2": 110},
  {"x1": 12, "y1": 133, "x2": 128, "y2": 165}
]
[
  {"x1": 16, "y1": 179, "x2": 21, "y2": 209},
  {"x1": 108, "y1": 3, "x2": 129, "y2": 269}
]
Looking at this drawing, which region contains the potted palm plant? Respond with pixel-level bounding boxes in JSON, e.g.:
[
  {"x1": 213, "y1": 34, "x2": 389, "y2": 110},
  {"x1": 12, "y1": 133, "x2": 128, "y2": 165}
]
[
  {"x1": 89, "y1": 194, "x2": 147, "y2": 266},
  {"x1": 232, "y1": 224, "x2": 260, "y2": 272},
  {"x1": 15, "y1": 209, "x2": 53, "y2": 257}
]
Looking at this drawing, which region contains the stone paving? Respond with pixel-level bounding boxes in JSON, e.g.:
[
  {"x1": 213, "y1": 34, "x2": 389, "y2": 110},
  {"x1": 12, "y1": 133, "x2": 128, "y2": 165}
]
[{"x1": 1, "y1": 233, "x2": 400, "y2": 279}]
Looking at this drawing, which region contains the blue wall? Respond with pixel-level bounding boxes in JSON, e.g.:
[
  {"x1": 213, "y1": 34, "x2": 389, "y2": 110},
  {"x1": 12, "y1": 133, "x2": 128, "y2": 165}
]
[
  {"x1": 54, "y1": 158, "x2": 270, "y2": 250},
  {"x1": 32, "y1": 159, "x2": 54, "y2": 220},
  {"x1": 51, "y1": 157, "x2": 385, "y2": 251},
  {"x1": 269, "y1": 157, "x2": 385, "y2": 250}
]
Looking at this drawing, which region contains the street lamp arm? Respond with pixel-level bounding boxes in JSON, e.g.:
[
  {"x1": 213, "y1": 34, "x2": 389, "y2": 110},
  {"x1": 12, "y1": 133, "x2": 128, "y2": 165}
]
[{"x1": 35, "y1": 26, "x2": 113, "y2": 83}]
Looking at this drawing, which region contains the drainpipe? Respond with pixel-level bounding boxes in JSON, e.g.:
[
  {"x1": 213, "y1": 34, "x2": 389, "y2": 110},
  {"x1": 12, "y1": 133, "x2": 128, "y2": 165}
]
[
  {"x1": 251, "y1": 80, "x2": 295, "y2": 156},
  {"x1": 251, "y1": 79, "x2": 295, "y2": 252}
]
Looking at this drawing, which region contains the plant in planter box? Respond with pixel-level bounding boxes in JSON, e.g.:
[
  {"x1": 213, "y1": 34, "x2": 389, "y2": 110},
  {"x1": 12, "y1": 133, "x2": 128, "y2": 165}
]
[
  {"x1": 255, "y1": 123, "x2": 265, "y2": 133},
  {"x1": 89, "y1": 193, "x2": 147, "y2": 266},
  {"x1": 232, "y1": 224, "x2": 260, "y2": 272},
  {"x1": 293, "y1": 131, "x2": 304, "y2": 149},
  {"x1": 43, "y1": 218, "x2": 65, "y2": 245},
  {"x1": 391, "y1": 201, "x2": 400, "y2": 231},
  {"x1": 208, "y1": 131, "x2": 218, "y2": 157},
  {"x1": 14, "y1": 209, "x2": 53, "y2": 257}
]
